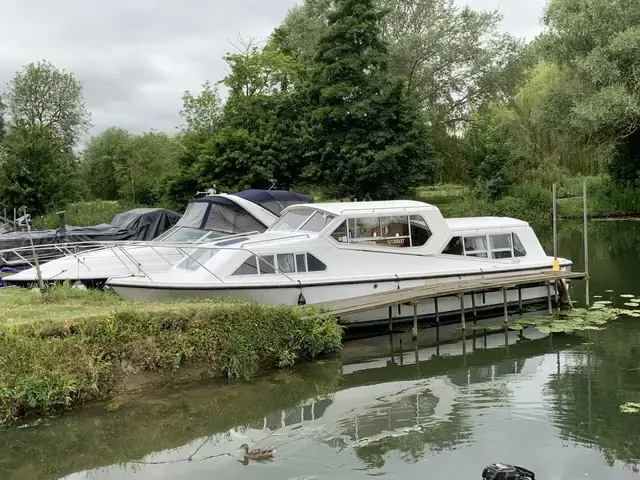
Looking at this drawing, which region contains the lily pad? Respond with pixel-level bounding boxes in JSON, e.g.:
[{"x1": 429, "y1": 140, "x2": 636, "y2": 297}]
[
  {"x1": 605, "y1": 289, "x2": 614, "y2": 293},
  {"x1": 624, "y1": 302, "x2": 640, "y2": 307},
  {"x1": 593, "y1": 300, "x2": 612, "y2": 305},
  {"x1": 620, "y1": 294, "x2": 635, "y2": 298},
  {"x1": 620, "y1": 402, "x2": 640, "y2": 414},
  {"x1": 593, "y1": 295, "x2": 603, "y2": 299}
]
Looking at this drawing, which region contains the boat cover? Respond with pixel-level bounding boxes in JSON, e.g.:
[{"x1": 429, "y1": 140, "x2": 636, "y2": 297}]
[
  {"x1": 177, "y1": 190, "x2": 315, "y2": 234},
  {"x1": 0, "y1": 208, "x2": 181, "y2": 268}
]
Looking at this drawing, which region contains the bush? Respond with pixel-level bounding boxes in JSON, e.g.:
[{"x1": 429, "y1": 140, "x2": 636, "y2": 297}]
[
  {"x1": 0, "y1": 294, "x2": 342, "y2": 423},
  {"x1": 40, "y1": 200, "x2": 129, "y2": 229}
]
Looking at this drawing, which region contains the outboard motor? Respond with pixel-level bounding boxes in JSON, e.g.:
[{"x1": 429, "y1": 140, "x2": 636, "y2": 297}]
[{"x1": 482, "y1": 463, "x2": 535, "y2": 480}]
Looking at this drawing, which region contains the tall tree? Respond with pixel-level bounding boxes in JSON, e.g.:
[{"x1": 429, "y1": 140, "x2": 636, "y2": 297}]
[
  {"x1": 302, "y1": 0, "x2": 432, "y2": 200},
  {"x1": 6, "y1": 61, "x2": 90, "y2": 146},
  {"x1": 0, "y1": 94, "x2": 6, "y2": 144},
  {"x1": 540, "y1": 0, "x2": 640, "y2": 185},
  {"x1": 82, "y1": 127, "x2": 132, "y2": 201},
  {"x1": 0, "y1": 123, "x2": 82, "y2": 215},
  {"x1": 179, "y1": 81, "x2": 222, "y2": 133}
]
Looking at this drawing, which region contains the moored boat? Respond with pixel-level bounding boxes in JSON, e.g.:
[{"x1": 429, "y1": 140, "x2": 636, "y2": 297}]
[{"x1": 106, "y1": 200, "x2": 572, "y2": 326}]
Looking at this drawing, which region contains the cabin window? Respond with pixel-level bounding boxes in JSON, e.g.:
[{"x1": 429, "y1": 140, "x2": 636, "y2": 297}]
[
  {"x1": 307, "y1": 253, "x2": 327, "y2": 271},
  {"x1": 513, "y1": 233, "x2": 526, "y2": 257},
  {"x1": 177, "y1": 248, "x2": 219, "y2": 271},
  {"x1": 329, "y1": 215, "x2": 431, "y2": 248},
  {"x1": 300, "y1": 211, "x2": 336, "y2": 232},
  {"x1": 258, "y1": 255, "x2": 276, "y2": 274},
  {"x1": 464, "y1": 236, "x2": 488, "y2": 258},
  {"x1": 272, "y1": 210, "x2": 312, "y2": 231},
  {"x1": 277, "y1": 253, "x2": 296, "y2": 273},
  {"x1": 232, "y1": 252, "x2": 326, "y2": 275},
  {"x1": 490, "y1": 234, "x2": 513, "y2": 259},
  {"x1": 443, "y1": 236, "x2": 463, "y2": 255},
  {"x1": 296, "y1": 253, "x2": 307, "y2": 272},
  {"x1": 233, "y1": 255, "x2": 258, "y2": 275}
]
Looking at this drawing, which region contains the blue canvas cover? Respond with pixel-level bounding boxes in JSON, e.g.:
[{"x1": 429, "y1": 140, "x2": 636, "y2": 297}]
[{"x1": 235, "y1": 189, "x2": 314, "y2": 216}]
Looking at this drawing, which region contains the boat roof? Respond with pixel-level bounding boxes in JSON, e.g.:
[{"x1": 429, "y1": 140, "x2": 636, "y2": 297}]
[
  {"x1": 446, "y1": 217, "x2": 529, "y2": 231},
  {"x1": 282, "y1": 200, "x2": 437, "y2": 216}
]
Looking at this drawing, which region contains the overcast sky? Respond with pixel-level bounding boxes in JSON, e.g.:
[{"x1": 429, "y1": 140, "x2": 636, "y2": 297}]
[{"x1": 0, "y1": 0, "x2": 546, "y2": 143}]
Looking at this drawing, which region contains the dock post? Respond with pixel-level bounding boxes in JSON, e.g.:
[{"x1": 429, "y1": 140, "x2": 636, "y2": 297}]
[
  {"x1": 502, "y1": 287, "x2": 509, "y2": 325},
  {"x1": 459, "y1": 294, "x2": 466, "y2": 331},
  {"x1": 434, "y1": 297, "x2": 440, "y2": 324},
  {"x1": 553, "y1": 183, "x2": 558, "y2": 260},
  {"x1": 547, "y1": 282, "x2": 553, "y2": 315},
  {"x1": 518, "y1": 286, "x2": 523, "y2": 314},
  {"x1": 583, "y1": 180, "x2": 590, "y2": 307},
  {"x1": 412, "y1": 302, "x2": 418, "y2": 340},
  {"x1": 388, "y1": 306, "x2": 393, "y2": 332},
  {"x1": 471, "y1": 293, "x2": 477, "y2": 320}
]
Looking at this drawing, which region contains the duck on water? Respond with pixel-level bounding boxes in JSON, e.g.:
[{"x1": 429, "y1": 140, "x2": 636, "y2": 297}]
[{"x1": 105, "y1": 200, "x2": 574, "y2": 327}]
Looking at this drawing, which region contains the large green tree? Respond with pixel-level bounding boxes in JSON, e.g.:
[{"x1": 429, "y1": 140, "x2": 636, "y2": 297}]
[
  {"x1": 82, "y1": 128, "x2": 182, "y2": 205},
  {"x1": 302, "y1": 0, "x2": 432, "y2": 200},
  {"x1": 5, "y1": 60, "x2": 90, "y2": 145},
  {"x1": 0, "y1": 123, "x2": 82, "y2": 216},
  {"x1": 540, "y1": 0, "x2": 640, "y2": 185},
  {"x1": 0, "y1": 61, "x2": 89, "y2": 213}
]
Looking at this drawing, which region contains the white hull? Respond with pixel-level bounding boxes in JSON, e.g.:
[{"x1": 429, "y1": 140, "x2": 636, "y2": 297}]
[{"x1": 110, "y1": 267, "x2": 559, "y2": 325}]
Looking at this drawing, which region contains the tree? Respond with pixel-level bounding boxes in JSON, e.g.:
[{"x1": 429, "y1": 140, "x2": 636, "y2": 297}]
[
  {"x1": 6, "y1": 61, "x2": 90, "y2": 146},
  {"x1": 540, "y1": 0, "x2": 640, "y2": 184},
  {"x1": 0, "y1": 123, "x2": 82, "y2": 215},
  {"x1": 82, "y1": 127, "x2": 132, "y2": 201},
  {"x1": 302, "y1": 0, "x2": 433, "y2": 200},
  {"x1": 0, "y1": 94, "x2": 6, "y2": 144},
  {"x1": 180, "y1": 81, "x2": 222, "y2": 133},
  {"x1": 277, "y1": 0, "x2": 524, "y2": 127}
]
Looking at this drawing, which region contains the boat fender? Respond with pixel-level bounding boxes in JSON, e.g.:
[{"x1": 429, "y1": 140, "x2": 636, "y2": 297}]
[{"x1": 297, "y1": 292, "x2": 306, "y2": 306}]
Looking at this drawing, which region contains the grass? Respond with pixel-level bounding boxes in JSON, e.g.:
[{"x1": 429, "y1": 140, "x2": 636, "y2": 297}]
[{"x1": 0, "y1": 285, "x2": 343, "y2": 424}]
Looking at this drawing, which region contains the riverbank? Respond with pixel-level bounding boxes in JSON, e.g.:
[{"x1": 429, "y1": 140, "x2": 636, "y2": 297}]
[
  {"x1": 417, "y1": 176, "x2": 640, "y2": 225},
  {"x1": 0, "y1": 286, "x2": 342, "y2": 424}
]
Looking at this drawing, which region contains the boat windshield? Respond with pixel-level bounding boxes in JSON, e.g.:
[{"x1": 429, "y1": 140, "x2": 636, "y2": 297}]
[
  {"x1": 272, "y1": 210, "x2": 335, "y2": 232},
  {"x1": 155, "y1": 226, "x2": 223, "y2": 244}
]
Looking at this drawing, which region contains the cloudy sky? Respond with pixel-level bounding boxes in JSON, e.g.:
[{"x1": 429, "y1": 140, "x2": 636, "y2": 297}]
[{"x1": 0, "y1": 0, "x2": 546, "y2": 143}]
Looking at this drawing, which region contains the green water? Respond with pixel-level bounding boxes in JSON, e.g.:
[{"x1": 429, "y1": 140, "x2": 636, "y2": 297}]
[{"x1": 3, "y1": 220, "x2": 640, "y2": 479}]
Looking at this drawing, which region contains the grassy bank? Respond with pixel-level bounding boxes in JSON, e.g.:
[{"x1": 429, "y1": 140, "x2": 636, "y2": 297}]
[
  {"x1": 417, "y1": 176, "x2": 640, "y2": 224},
  {"x1": 0, "y1": 287, "x2": 342, "y2": 423}
]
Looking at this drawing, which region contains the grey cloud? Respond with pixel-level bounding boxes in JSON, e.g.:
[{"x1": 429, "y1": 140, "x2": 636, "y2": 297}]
[{"x1": 0, "y1": 0, "x2": 546, "y2": 143}]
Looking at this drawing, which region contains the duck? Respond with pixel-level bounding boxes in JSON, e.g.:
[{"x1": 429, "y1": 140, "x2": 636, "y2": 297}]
[{"x1": 238, "y1": 443, "x2": 276, "y2": 460}]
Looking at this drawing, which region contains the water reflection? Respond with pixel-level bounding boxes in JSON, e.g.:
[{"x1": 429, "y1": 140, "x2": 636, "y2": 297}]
[{"x1": 3, "y1": 221, "x2": 640, "y2": 479}]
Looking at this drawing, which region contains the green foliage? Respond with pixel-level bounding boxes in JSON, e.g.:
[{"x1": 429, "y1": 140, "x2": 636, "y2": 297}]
[
  {"x1": 0, "y1": 288, "x2": 342, "y2": 423},
  {"x1": 465, "y1": 104, "x2": 525, "y2": 199},
  {"x1": 82, "y1": 128, "x2": 181, "y2": 205},
  {"x1": 0, "y1": 124, "x2": 83, "y2": 215},
  {"x1": 540, "y1": 0, "x2": 640, "y2": 184},
  {"x1": 41, "y1": 200, "x2": 124, "y2": 229},
  {"x1": 5, "y1": 60, "x2": 90, "y2": 145},
  {"x1": 179, "y1": 80, "x2": 222, "y2": 133},
  {"x1": 302, "y1": 0, "x2": 434, "y2": 200}
]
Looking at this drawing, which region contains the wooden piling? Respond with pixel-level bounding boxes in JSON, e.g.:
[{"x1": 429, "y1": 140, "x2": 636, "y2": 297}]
[
  {"x1": 471, "y1": 293, "x2": 477, "y2": 319},
  {"x1": 434, "y1": 297, "x2": 440, "y2": 324},
  {"x1": 502, "y1": 287, "x2": 509, "y2": 325},
  {"x1": 412, "y1": 302, "x2": 418, "y2": 340},
  {"x1": 459, "y1": 294, "x2": 466, "y2": 331},
  {"x1": 388, "y1": 306, "x2": 393, "y2": 332},
  {"x1": 547, "y1": 282, "x2": 553, "y2": 315},
  {"x1": 518, "y1": 286, "x2": 523, "y2": 313}
]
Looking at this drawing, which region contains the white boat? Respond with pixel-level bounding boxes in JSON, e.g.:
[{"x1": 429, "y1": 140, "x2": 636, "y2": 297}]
[
  {"x1": 106, "y1": 200, "x2": 573, "y2": 325},
  {"x1": 3, "y1": 190, "x2": 313, "y2": 287}
]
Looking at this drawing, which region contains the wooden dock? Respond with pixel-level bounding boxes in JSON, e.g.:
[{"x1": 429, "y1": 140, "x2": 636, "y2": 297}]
[{"x1": 318, "y1": 269, "x2": 587, "y2": 337}]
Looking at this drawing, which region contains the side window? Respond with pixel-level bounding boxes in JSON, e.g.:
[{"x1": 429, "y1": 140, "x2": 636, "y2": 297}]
[
  {"x1": 258, "y1": 255, "x2": 275, "y2": 274},
  {"x1": 409, "y1": 216, "x2": 432, "y2": 246},
  {"x1": 233, "y1": 255, "x2": 258, "y2": 275},
  {"x1": 490, "y1": 234, "x2": 513, "y2": 259},
  {"x1": 443, "y1": 236, "x2": 463, "y2": 255},
  {"x1": 307, "y1": 253, "x2": 327, "y2": 271},
  {"x1": 330, "y1": 221, "x2": 348, "y2": 243},
  {"x1": 296, "y1": 253, "x2": 307, "y2": 272},
  {"x1": 513, "y1": 233, "x2": 526, "y2": 257},
  {"x1": 277, "y1": 253, "x2": 296, "y2": 273},
  {"x1": 464, "y1": 236, "x2": 488, "y2": 258}
]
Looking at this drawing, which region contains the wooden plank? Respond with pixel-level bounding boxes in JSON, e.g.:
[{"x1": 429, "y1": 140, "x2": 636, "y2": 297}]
[{"x1": 317, "y1": 270, "x2": 586, "y2": 317}]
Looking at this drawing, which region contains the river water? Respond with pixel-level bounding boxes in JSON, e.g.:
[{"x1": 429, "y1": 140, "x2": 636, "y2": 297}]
[{"x1": 2, "y1": 220, "x2": 640, "y2": 480}]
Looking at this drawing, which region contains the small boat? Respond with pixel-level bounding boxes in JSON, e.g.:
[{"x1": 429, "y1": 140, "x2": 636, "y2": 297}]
[
  {"x1": 3, "y1": 189, "x2": 313, "y2": 288},
  {"x1": 106, "y1": 200, "x2": 573, "y2": 325}
]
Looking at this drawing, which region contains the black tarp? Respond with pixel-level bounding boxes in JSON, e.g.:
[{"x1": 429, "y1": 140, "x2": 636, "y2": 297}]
[{"x1": 0, "y1": 208, "x2": 181, "y2": 268}]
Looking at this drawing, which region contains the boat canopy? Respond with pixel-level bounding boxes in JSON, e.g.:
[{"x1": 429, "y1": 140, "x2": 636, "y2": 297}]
[{"x1": 176, "y1": 190, "x2": 315, "y2": 233}]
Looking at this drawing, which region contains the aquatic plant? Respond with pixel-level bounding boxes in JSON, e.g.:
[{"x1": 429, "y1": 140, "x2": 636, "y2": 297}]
[{"x1": 620, "y1": 403, "x2": 640, "y2": 414}]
